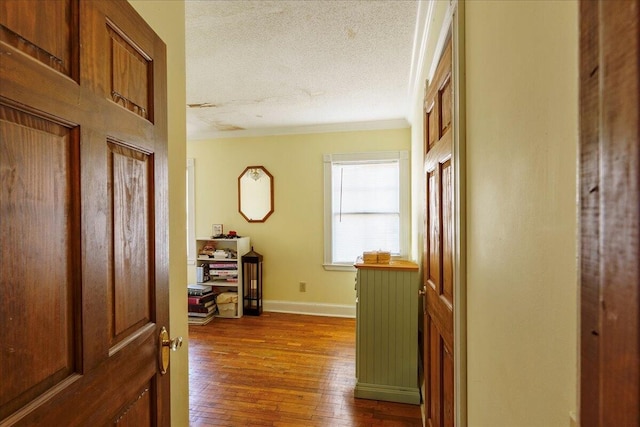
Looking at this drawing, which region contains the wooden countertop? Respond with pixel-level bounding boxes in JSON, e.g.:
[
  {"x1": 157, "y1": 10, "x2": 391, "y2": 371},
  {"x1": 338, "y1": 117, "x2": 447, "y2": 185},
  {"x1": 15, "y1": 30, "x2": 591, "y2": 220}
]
[{"x1": 354, "y1": 259, "x2": 419, "y2": 271}]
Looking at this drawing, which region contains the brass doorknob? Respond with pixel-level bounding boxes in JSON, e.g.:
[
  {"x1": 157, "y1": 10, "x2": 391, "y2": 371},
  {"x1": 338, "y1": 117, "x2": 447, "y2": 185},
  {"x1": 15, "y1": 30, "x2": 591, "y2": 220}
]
[
  {"x1": 163, "y1": 335, "x2": 183, "y2": 351},
  {"x1": 159, "y1": 326, "x2": 183, "y2": 375}
]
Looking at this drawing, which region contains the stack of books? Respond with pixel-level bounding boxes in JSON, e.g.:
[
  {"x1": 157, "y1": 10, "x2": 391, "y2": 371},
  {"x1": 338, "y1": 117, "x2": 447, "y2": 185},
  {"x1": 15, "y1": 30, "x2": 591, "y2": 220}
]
[
  {"x1": 188, "y1": 284, "x2": 217, "y2": 325},
  {"x1": 209, "y1": 263, "x2": 239, "y2": 283}
]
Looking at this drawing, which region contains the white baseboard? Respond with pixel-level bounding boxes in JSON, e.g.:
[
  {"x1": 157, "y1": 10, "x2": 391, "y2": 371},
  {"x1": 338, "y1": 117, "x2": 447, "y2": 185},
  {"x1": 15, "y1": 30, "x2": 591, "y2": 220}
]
[{"x1": 263, "y1": 300, "x2": 356, "y2": 318}]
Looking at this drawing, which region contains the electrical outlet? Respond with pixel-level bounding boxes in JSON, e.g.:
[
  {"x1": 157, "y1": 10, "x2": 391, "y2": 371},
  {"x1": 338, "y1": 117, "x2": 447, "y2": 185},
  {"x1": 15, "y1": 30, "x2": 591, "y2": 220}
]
[{"x1": 299, "y1": 281, "x2": 306, "y2": 292}]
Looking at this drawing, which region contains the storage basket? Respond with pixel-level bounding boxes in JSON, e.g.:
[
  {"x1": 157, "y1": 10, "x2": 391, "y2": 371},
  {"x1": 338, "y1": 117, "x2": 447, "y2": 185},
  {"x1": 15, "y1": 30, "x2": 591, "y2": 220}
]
[{"x1": 363, "y1": 251, "x2": 378, "y2": 263}]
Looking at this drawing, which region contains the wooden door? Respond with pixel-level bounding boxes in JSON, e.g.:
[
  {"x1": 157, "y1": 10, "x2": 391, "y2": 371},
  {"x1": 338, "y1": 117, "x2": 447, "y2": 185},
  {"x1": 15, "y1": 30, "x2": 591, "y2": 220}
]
[
  {"x1": 579, "y1": 1, "x2": 639, "y2": 425},
  {"x1": 423, "y1": 37, "x2": 454, "y2": 427},
  {"x1": 0, "y1": 0, "x2": 171, "y2": 425}
]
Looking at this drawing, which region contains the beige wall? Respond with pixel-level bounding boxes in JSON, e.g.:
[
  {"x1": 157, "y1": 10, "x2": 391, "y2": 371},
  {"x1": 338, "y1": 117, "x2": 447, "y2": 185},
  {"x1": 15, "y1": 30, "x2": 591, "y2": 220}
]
[
  {"x1": 410, "y1": 1, "x2": 578, "y2": 426},
  {"x1": 465, "y1": 2, "x2": 578, "y2": 424},
  {"x1": 127, "y1": 2, "x2": 189, "y2": 426},
  {"x1": 409, "y1": 0, "x2": 580, "y2": 425},
  {"x1": 188, "y1": 128, "x2": 410, "y2": 309}
]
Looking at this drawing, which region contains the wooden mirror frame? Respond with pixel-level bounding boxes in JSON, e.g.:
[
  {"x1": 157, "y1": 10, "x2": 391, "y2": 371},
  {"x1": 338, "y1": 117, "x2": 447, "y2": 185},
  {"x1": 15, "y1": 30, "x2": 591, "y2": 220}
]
[{"x1": 238, "y1": 166, "x2": 274, "y2": 222}]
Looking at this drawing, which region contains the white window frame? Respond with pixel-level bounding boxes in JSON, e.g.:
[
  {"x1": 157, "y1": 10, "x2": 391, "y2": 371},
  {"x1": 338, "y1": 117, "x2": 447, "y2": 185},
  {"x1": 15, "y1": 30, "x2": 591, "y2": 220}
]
[
  {"x1": 186, "y1": 158, "x2": 196, "y2": 265},
  {"x1": 323, "y1": 151, "x2": 409, "y2": 271}
]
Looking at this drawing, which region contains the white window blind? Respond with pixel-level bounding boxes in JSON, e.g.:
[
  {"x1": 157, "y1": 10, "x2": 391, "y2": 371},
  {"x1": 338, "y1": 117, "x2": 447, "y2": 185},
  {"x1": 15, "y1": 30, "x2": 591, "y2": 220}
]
[{"x1": 324, "y1": 151, "x2": 409, "y2": 269}]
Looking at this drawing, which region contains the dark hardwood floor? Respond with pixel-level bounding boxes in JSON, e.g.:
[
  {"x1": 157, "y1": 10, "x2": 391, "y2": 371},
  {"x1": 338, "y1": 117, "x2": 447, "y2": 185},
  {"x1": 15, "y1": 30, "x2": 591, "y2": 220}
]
[{"x1": 189, "y1": 312, "x2": 423, "y2": 426}]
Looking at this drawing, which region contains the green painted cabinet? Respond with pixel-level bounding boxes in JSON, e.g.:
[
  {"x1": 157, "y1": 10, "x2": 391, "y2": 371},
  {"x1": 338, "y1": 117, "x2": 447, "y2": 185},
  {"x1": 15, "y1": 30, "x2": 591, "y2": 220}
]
[{"x1": 354, "y1": 260, "x2": 420, "y2": 404}]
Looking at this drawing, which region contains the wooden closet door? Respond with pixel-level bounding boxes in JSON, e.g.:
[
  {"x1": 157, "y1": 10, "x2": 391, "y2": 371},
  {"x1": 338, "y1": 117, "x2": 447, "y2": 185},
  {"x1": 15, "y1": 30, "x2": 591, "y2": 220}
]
[
  {"x1": 423, "y1": 37, "x2": 454, "y2": 427},
  {"x1": 0, "y1": 0, "x2": 170, "y2": 425}
]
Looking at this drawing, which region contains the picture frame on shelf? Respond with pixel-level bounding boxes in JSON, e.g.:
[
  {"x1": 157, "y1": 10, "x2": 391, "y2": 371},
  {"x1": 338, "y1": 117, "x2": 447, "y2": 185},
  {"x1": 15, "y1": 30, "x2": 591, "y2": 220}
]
[{"x1": 212, "y1": 224, "x2": 223, "y2": 238}]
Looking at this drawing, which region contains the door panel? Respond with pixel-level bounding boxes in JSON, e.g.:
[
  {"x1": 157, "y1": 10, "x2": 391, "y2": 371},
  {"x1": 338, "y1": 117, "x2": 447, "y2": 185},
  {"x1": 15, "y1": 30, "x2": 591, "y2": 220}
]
[
  {"x1": 115, "y1": 383, "x2": 153, "y2": 426},
  {"x1": 442, "y1": 343, "x2": 454, "y2": 427},
  {"x1": 0, "y1": 105, "x2": 80, "y2": 420},
  {"x1": 441, "y1": 160, "x2": 453, "y2": 307},
  {"x1": 425, "y1": 102, "x2": 437, "y2": 150},
  {"x1": 423, "y1": 37, "x2": 454, "y2": 427},
  {"x1": 0, "y1": 0, "x2": 169, "y2": 425},
  {"x1": 0, "y1": 0, "x2": 79, "y2": 78},
  {"x1": 108, "y1": 141, "x2": 154, "y2": 346},
  {"x1": 107, "y1": 24, "x2": 153, "y2": 121},
  {"x1": 427, "y1": 170, "x2": 440, "y2": 288},
  {"x1": 426, "y1": 318, "x2": 439, "y2": 427},
  {"x1": 439, "y1": 78, "x2": 452, "y2": 137}
]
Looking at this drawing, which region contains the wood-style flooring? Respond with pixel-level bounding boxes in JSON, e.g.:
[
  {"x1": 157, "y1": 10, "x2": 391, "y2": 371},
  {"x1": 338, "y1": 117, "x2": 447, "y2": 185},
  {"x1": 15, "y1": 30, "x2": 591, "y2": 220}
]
[{"x1": 189, "y1": 312, "x2": 422, "y2": 426}]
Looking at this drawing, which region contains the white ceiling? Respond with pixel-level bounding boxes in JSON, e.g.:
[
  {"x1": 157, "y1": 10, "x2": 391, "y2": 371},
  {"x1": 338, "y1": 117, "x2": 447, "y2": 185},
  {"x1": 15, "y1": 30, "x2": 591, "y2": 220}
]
[{"x1": 185, "y1": 0, "x2": 420, "y2": 140}]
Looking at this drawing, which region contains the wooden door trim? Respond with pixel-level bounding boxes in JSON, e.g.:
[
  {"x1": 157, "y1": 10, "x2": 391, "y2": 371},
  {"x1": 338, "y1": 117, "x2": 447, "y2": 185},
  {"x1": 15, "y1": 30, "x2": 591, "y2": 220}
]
[
  {"x1": 579, "y1": 1, "x2": 640, "y2": 425},
  {"x1": 451, "y1": 3, "x2": 467, "y2": 426},
  {"x1": 422, "y1": 1, "x2": 467, "y2": 425}
]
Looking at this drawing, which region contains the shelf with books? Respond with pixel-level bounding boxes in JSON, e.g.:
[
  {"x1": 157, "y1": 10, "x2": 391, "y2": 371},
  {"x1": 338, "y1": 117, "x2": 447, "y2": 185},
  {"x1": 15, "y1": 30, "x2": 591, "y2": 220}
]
[{"x1": 192, "y1": 236, "x2": 250, "y2": 319}]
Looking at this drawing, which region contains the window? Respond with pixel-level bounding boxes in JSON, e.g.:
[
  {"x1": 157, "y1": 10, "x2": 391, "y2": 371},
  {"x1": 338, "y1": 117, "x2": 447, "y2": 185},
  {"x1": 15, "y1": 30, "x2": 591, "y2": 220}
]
[
  {"x1": 186, "y1": 158, "x2": 196, "y2": 264},
  {"x1": 323, "y1": 151, "x2": 409, "y2": 270}
]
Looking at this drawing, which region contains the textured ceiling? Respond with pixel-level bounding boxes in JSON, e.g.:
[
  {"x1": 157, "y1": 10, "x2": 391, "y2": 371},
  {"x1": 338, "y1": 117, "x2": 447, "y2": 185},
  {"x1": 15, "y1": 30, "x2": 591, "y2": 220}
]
[{"x1": 186, "y1": 0, "x2": 419, "y2": 140}]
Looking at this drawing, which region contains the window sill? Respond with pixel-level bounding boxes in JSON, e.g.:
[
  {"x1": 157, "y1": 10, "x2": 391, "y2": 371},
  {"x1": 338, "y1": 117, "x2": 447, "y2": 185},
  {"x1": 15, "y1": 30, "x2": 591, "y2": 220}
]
[{"x1": 323, "y1": 263, "x2": 356, "y2": 272}]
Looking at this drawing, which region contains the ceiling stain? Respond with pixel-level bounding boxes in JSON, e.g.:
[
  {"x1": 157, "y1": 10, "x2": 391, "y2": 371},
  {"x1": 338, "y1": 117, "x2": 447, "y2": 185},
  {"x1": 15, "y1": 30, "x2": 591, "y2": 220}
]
[
  {"x1": 214, "y1": 122, "x2": 245, "y2": 131},
  {"x1": 188, "y1": 102, "x2": 218, "y2": 108},
  {"x1": 185, "y1": 1, "x2": 418, "y2": 139},
  {"x1": 298, "y1": 88, "x2": 325, "y2": 98}
]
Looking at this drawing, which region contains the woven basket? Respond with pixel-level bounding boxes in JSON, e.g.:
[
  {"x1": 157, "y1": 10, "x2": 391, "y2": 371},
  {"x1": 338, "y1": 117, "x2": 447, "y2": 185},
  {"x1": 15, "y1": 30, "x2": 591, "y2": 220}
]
[
  {"x1": 362, "y1": 250, "x2": 391, "y2": 264},
  {"x1": 363, "y1": 251, "x2": 378, "y2": 264},
  {"x1": 377, "y1": 251, "x2": 391, "y2": 264}
]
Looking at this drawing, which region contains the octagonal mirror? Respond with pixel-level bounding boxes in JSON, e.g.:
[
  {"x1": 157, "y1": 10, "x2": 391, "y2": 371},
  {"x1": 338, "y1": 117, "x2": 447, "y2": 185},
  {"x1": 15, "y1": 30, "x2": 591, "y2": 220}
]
[{"x1": 238, "y1": 166, "x2": 274, "y2": 222}]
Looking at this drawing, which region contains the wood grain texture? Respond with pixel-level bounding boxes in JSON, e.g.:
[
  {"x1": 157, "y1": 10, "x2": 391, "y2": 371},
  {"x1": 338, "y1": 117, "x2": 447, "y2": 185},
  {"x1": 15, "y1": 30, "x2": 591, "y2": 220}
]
[
  {"x1": 427, "y1": 170, "x2": 439, "y2": 288},
  {"x1": 580, "y1": 1, "x2": 640, "y2": 425},
  {"x1": 0, "y1": 104, "x2": 79, "y2": 420},
  {"x1": 108, "y1": 141, "x2": 152, "y2": 344},
  {"x1": 107, "y1": 24, "x2": 151, "y2": 120},
  {"x1": 426, "y1": 103, "x2": 436, "y2": 151},
  {"x1": 189, "y1": 312, "x2": 422, "y2": 426},
  {"x1": 439, "y1": 77, "x2": 451, "y2": 138},
  {"x1": 441, "y1": 160, "x2": 453, "y2": 308},
  {"x1": 114, "y1": 384, "x2": 153, "y2": 426},
  {"x1": 0, "y1": 0, "x2": 78, "y2": 78},
  {"x1": 423, "y1": 36, "x2": 454, "y2": 427},
  {"x1": 0, "y1": 0, "x2": 169, "y2": 424},
  {"x1": 578, "y1": 1, "x2": 601, "y2": 423},
  {"x1": 599, "y1": 1, "x2": 639, "y2": 425}
]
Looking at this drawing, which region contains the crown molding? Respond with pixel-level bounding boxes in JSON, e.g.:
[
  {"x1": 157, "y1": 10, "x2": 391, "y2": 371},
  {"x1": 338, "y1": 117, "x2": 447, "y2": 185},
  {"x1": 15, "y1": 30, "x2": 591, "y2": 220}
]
[
  {"x1": 187, "y1": 118, "x2": 410, "y2": 141},
  {"x1": 407, "y1": 0, "x2": 435, "y2": 119}
]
